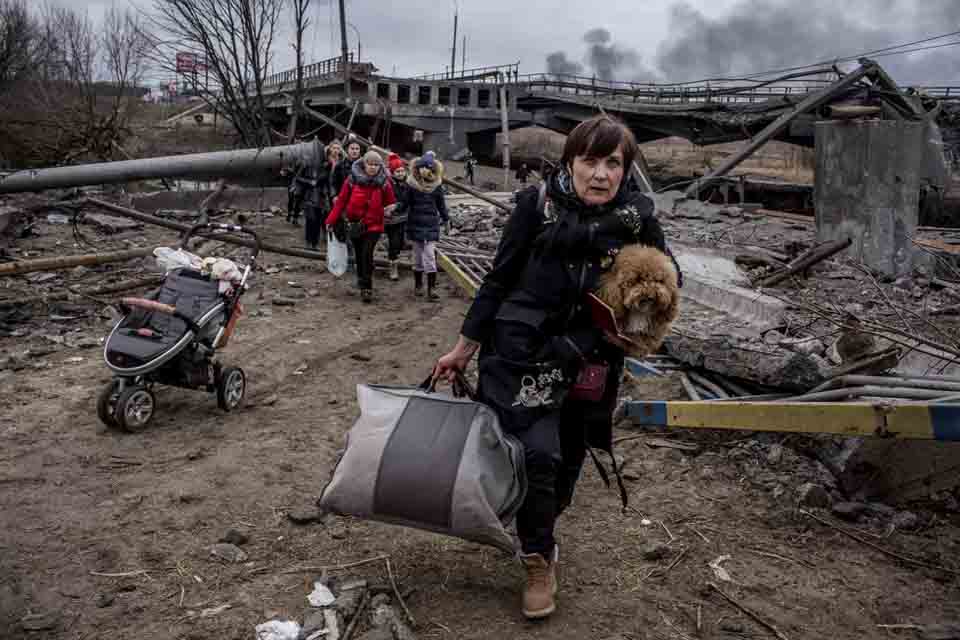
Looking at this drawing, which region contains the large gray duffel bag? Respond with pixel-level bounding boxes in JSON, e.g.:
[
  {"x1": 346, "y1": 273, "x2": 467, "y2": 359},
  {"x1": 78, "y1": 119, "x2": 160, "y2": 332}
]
[{"x1": 318, "y1": 379, "x2": 526, "y2": 553}]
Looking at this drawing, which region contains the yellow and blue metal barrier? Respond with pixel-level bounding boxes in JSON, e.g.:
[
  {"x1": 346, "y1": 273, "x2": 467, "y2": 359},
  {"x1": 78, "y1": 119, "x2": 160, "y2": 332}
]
[{"x1": 625, "y1": 400, "x2": 960, "y2": 441}]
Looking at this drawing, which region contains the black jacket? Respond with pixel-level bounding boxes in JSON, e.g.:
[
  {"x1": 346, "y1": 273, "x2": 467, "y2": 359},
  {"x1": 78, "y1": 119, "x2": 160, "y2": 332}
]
[
  {"x1": 330, "y1": 158, "x2": 354, "y2": 196},
  {"x1": 300, "y1": 161, "x2": 333, "y2": 209},
  {"x1": 400, "y1": 183, "x2": 449, "y2": 242},
  {"x1": 462, "y1": 182, "x2": 678, "y2": 452}
]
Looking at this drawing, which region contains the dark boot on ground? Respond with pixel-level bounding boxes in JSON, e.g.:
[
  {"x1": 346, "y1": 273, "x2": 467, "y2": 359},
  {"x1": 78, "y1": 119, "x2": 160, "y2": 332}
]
[
  {"x1": 361, "y1": 289, "x2": 373, "y2": 304},
  {"x1": 427, "y1": 272, "x2": 440, "y2": 301},
  {"x1": 520, "y1": 546, "x2": 558, "y2": 619},
  {"x1": 413, "y1": 271, "x2": 424, "y2": 297}
]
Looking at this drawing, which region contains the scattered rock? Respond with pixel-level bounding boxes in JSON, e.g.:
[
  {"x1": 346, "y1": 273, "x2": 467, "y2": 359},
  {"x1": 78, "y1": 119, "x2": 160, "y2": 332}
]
[
  {"x1": 832, "y1": 501, "x2": 867, "y2": 522},
  {"x1": 622, "y1": 470, "x2": 641, "y2": 482},
  {"x1": 95, "y1": 593, "x2": 115, "y2": 608},
  {"x1": 287, "y1": 508, "x2": 323, "y2": 525},
  {"x1": 20, "y1": 612, "x2": 58, "y2": 631},
  {"x1": 641, "y1": 542, "x2": 671, "y2": 561},
  {"x1": 329, "y1": 526, "x2": 348, "y2": 540},
  {"x1": 719, "y1": 621, "x2": 745, "y2": 633},
  {"x1": 797, "y1": 483, "x2": 832, "y2": 508},
  {"x1": 273, "y1": 296, "x2": 298, "y2": 307},
  {"x1": 349, "y1": 354, "x2": 372, "y2": 362},
  {"x1": 209, "y1": 542, "x2": 248, "y2": 563},
  {"x1": 892, "y1": 511, "x2": 920, "y2": 531},
  {"x1": 219, "y1": 529, "x2": 249, "y2": 546},
  {"x1": 766, "y1": 444, "x2": 784, "y2": 466},
  {"x1": 333, "y1": 581, "x2": 366, "y2": 619}
]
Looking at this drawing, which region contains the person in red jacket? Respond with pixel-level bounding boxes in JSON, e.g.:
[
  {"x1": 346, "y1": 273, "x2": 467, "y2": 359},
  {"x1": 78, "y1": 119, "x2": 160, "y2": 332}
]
[{"x1": 326, "y1": 150, "x2": 396, "y2": 303}]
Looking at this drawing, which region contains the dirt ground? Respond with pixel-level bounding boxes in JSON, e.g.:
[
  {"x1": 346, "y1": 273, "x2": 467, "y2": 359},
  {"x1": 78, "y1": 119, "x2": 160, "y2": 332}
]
[{"x1": 3, "y1": 208, "x2": 960, "y2": 640}]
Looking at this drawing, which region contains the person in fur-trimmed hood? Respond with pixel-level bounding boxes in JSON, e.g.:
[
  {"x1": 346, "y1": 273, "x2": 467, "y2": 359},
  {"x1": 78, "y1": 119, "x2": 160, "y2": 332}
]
[{"x1": 396, "y1": 151, "x2": 449, "y2": 300}]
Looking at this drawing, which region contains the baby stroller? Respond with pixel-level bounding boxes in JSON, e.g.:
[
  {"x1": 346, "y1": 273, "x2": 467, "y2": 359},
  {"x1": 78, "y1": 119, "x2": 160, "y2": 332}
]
[{"x1": 97, "y1": 222, "x2": 259, "y2": 432}]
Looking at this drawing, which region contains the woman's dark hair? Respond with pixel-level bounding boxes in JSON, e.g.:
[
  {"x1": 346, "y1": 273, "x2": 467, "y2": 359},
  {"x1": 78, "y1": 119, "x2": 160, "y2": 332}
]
[{"x1": 560, "y1": 115, "x2": 638, "y2": 170}]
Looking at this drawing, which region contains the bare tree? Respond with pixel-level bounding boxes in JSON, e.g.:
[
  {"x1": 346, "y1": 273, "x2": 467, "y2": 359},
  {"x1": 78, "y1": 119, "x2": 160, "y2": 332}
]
[
  {"x1": 0, "y1": 0, "x2": 54, "y2": 86},
  {"x1": 145, "y1": 0, "x2": 284, "y2": 147},
  {"x1": 0, "y1": 5, "x2": 150, "y2": 167},
  {"x1": 287, "y1": 0, "x2": 311, "y2": 143}
]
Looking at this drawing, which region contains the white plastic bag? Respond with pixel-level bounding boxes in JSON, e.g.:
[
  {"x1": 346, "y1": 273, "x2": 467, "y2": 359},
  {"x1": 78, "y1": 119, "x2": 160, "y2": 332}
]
[
  {"x1": 154, "y1": 247, "x2": 202, "y2": 273},
  {"x1": 254, "y1": 619, "x2": 300, "y2": 640},
  {"x1": 326, "y1": 231, "x2": 348, "y2": 278}
]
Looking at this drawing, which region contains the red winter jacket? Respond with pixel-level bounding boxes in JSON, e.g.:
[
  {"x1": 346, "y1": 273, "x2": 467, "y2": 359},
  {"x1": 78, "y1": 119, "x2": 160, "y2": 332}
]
[{"x1": 325, "y1": 171, "x2": 396, "y2": 234}]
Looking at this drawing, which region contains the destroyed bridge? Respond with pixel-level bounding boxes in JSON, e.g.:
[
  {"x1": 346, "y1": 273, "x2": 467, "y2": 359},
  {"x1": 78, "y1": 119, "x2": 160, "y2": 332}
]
[{"x1": 256, "y1": 56, "x2": 960, "y2": 160}]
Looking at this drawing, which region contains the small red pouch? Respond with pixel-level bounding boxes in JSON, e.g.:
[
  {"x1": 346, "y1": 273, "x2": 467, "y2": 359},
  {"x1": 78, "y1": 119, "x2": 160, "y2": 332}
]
[{"x1": 569, "y1": 362, "x2": 609, "y2": 402}]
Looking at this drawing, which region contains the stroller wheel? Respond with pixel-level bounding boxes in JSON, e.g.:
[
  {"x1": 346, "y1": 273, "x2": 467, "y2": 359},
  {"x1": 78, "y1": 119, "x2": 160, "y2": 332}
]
[
  {"x1": 116, "y1": 386, "x2": 157, "y2": 432},
  {"x1": 217, "y1": 367, "x2": 246, "y2": 411},
  {"x1": 97, "y1": 380, "x2": 122, "y2": 429}
]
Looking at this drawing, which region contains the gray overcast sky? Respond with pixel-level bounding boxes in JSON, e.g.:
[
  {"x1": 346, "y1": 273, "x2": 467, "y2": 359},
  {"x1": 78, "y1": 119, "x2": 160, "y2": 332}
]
[{"x1": 70, "y1": 0, "x2": 960, "y2": 85}]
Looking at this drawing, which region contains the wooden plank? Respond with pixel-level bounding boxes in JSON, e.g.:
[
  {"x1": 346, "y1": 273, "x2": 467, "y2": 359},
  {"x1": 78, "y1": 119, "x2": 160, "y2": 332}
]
[
  {"x1": 625, "y1": 400, "x2": 960, "y2": 440},
  {"x1": 437, "y1": 250, "x2": 479, "y2": 297}
]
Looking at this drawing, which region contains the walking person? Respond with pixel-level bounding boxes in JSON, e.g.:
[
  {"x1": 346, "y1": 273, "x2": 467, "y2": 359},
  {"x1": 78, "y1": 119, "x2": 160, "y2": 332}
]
[
  {"x1": 397, "y1": 151, "x2": 448, "y2": 300},
  {"x1": 301, "y1": 144, "x2": 336, "y2": 251},
  {"x1": 332, "y1": 137, "x2": 363, "y2": 196},
  {"x1": 464, "y1": 151, "x2": 477, "y2": 186},
  {"x1": 283, "y1": 156, "x2": 306, "y2": 225},
  {"x1": 326, "y1": 150, "x2": 395, "y2": 303},
  {"x1": 385, "y1": 153, "x2": 411, "y2": 282},
  {"x1": 432, "y1": 115, "x2": 681, "y2": 619},
  {"x1": 515, "y1": 162, "x2": 531, "y2": 185}
]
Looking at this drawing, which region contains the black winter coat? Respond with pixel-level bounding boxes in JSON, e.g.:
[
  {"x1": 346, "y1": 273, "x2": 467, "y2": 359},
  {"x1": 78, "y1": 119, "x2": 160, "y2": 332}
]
[
  {"x1": 330, "y1": 158, "x2": 354, "y2": 196},
  {"x1": 461, "y1": 180, "x2": 679, "y2": 453},
  {"x1": 300, "y1": 162, "x2": 333, "y2": 210},
  {"x1": 400, "y1": 184, "x2": 449, "y2": 242},
  {"x1": 387, "y1": 177, "x2": 412, "y2": 225}
]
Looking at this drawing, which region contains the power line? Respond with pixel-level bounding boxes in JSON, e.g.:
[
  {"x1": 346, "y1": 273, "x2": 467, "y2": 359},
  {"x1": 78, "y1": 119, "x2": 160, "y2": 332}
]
[{"x1": 742, "y1": 28, "x2": 960, "y2": 79}]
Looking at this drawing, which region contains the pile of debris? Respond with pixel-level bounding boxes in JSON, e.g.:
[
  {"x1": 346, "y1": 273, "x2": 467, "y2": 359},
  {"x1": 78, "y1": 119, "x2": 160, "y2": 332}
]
[{"x1": 255, "y1": 570, "x2": 417, "y2": 640}]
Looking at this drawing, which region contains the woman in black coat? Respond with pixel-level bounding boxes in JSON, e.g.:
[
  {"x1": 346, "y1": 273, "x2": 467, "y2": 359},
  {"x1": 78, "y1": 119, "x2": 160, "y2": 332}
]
[{"x1": 433, "y1": 115, "x2": 680, "y2": 620}]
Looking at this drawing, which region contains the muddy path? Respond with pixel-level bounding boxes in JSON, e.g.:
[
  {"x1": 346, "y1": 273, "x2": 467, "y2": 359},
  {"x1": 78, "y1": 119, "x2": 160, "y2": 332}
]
[{"x1": 2, "y1": 216, "x2": 960, "y2": 639}]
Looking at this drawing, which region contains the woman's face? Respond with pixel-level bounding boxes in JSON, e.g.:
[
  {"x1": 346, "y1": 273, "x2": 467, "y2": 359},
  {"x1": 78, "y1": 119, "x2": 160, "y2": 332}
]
[
  {"x1": 569, "y1": 145, "x2": 625, "y2": 206},
  {"x1": 364, "y1": 160, "x2": 381, "y2": 177},
  {"x1": 328, "y1": 145, "x2": 342, "y2": 162},
  {"x1": 394, "y1": 168, "x2": 407, "y2": 181},
  {"x1": 347, "y1": 143, "x2": 362, "y2": 160}
]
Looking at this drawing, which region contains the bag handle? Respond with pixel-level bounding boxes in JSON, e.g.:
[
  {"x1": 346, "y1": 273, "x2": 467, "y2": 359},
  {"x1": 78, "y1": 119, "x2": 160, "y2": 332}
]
[{"x1": 418, "y1": 370, "x2": 476, "y2": 400}]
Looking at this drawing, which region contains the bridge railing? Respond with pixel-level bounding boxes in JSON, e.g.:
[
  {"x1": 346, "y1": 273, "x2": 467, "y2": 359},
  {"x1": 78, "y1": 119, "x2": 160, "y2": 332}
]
[
  {"x1": 264, "y1": 53, "x2": 356, "y2": 89},
  {"x1": 512, "y1": 72, "x2": 845, "y2": 104},
  {"x1": 414, "y1": 62, "x2": 520, "y2": 83}
]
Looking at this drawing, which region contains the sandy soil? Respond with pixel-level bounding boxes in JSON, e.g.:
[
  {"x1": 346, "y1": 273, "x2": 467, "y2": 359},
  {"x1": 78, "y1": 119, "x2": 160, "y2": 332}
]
[{"x1": 2, "y1": 207, "x2": 960, "y2": 639}]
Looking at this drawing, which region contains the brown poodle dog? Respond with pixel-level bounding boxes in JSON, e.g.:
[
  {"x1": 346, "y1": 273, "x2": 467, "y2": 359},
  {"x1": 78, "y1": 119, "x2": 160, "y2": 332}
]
[{"x1": 594, "y1": 245, "x2": 680, "y2": 358}]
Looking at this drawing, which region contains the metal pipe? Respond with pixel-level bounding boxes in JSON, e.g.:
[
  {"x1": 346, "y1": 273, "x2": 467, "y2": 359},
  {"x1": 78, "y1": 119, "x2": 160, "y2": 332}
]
[
  {"x1": 786, "y1": 385, "x2": 950, "y2": 403},
  {"x1": 0, "y1": 140, "x2": 322, "y2": 194},
  {"x1": 807, "y1": 375, "x2": 960, "y2": 395},
  {"x1": 687, "y1": 371, "x2": 730, "y2": 399}
]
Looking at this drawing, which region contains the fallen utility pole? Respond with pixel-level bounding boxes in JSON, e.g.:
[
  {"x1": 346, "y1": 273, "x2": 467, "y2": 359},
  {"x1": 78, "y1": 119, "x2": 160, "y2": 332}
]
[
  {"x1": 757, "y1": 237, "x2": 852, "y2": 288},
  {"x1": 499, "y1": 83, "x2": 511, "y2": 191},
  {"x1": 83, "y1": 198, "x2": 413, "y2": 270},
  {"x1": 0, "y1": 247, "x2": 153, "y2": 276},
  {"x1": 300, "y1": 103, "x2": 512, "y2": 213},
  {"x1": 684, "y1": 62, "x2": 876, "y2": 198},
  {"x1": 0, "y1": 140, "x2": 323, "y2": 195}
]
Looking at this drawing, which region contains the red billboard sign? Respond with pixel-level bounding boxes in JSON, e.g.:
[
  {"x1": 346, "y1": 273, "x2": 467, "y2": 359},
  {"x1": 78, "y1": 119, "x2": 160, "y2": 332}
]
[{"x1": 176, "y1": 52, "x2": 198, "y2": 73}]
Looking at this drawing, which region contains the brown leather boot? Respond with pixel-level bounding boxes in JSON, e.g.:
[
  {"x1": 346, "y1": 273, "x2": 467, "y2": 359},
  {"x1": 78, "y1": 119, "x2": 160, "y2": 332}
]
[{"x1": 520, "y1": 547, "x2": 558, "y2": 619}]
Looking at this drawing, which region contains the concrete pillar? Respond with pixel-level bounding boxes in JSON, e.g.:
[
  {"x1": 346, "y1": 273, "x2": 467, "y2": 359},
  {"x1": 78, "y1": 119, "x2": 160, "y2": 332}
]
[
  {"x1": 430, "y1": 85, "x2": 439, "y2": 106},
  {"x1": 389, "y1": 83, "x2": 399, "y2": 103},
  {"x1": 815, "y1": 120, "x2": 924, "y2": 278}
]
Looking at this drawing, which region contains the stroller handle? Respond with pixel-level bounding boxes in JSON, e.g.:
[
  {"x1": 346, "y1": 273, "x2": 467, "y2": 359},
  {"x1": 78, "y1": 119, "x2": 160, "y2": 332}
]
[{"x1": 179, "y1": 222, "x2": 261, "y2": 261}]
